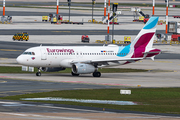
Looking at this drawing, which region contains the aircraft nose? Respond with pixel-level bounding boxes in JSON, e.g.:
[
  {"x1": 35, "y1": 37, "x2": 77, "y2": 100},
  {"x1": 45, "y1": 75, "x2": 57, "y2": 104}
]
[{"x1": 16, "y1": 55, "x2": 23, "y2": 64}]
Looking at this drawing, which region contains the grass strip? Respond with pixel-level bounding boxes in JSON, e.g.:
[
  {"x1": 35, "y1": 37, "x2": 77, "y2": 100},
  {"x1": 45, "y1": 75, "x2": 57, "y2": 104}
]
[
  {"x1": 1, "y1": 88, "x2": 180, "y2": 114},
  {"x1": 0, "y1": 66, "x2": 148, "y2": 73}
]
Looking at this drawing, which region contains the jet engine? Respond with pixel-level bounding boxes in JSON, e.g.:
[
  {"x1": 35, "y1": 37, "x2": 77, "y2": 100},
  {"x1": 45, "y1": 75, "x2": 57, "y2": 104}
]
[
  {"x1": 72, "y1": 63, "x2": 96, "y2": 74},
  {"x1": 41, "y1": 67, "x2": 66, "y2": 72}
]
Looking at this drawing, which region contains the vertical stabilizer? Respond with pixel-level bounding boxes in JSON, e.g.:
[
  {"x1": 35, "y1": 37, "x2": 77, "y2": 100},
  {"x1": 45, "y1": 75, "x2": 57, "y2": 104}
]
[{"x1": 130, "y1": 17, "x2": 159, "y2": 58}]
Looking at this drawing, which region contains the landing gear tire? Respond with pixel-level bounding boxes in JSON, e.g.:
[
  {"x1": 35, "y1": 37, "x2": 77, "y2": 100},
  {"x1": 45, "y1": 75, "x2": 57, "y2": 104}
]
[
  {"x1": 71, "y1": 72, "x2": 79, "y2": 76},
  {"x1": 93, "y1": 72, "x2": 101, "y2": 77},
  {"x1": 36, "y1": 72, "x2": 41, "y2": 76}
]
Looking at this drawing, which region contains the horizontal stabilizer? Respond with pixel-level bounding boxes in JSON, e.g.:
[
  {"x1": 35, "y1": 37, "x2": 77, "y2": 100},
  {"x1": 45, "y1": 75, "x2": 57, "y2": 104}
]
[{"x1": 143, "y1": 51, "x2": 162, "y2": 54}]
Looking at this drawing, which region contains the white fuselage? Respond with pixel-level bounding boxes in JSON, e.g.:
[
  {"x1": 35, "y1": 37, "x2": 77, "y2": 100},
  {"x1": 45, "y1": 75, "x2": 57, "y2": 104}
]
[{"x1": 17, "y1": 45, "x2": 130, "y2": 68}]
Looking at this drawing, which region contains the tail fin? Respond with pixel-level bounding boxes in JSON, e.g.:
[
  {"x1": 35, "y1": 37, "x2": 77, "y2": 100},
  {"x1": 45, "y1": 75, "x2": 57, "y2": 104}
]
[{"x1": 130, "y1": 17, "x2": 159, "y2": 58}]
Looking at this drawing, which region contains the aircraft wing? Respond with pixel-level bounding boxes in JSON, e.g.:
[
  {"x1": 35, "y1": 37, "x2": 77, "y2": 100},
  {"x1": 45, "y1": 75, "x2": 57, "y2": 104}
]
[
  {"x1": 91, "y1": 57, "x2": 143, "y2": 63},
  {"x1": 71, "y1": 57, "x2": 143, "y2": 64}
]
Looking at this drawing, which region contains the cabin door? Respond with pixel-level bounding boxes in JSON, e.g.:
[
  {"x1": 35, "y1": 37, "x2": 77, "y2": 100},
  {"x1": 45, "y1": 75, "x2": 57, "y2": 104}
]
[{"x1": 40, "y1": 48, "x2": 47, "y2": 60}]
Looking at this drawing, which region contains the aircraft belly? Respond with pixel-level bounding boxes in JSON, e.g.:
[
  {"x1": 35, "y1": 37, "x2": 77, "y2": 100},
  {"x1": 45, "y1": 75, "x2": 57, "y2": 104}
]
[{"x1": 59, "y1": 59, "x2": 72, "y2": 68}]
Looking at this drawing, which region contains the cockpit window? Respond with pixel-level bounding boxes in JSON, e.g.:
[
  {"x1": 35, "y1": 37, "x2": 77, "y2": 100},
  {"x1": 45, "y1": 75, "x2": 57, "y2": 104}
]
[{"x1": 22, "y1": 52, "x2": 35, "y2": 55}]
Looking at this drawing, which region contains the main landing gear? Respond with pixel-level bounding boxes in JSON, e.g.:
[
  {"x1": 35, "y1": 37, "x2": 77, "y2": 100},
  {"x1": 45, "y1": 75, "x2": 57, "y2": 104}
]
[
  {"x1": 71, "y1": 72, "x2": 79, "y2": 76},
  {"x1": 93, "y1": 71, "x2": 101, "y2": 77},
  {"x1": 36, "y1": 67, "x2": 41, "y2": 76},
  {"x1": 71, "y1": 71, "x2": 101, "y2": 77},
  {"x1": 93, "y1": 66, "x2": 101, "y2": 77}
]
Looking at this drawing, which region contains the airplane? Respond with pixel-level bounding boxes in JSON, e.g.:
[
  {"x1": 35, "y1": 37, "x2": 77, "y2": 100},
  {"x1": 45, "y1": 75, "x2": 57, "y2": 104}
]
[{"x1": 16, "y1": 17, "x2": 161, "y2": 77}]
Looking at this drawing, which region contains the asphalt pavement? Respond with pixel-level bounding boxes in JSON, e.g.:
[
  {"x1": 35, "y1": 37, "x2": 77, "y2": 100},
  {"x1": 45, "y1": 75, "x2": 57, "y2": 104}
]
[
  {"x1": 0, "y1": 29, "x2": 167, "y2": 35},
  {"x1": 0, "y1": 78, "x2": 114, "y2": 97}
]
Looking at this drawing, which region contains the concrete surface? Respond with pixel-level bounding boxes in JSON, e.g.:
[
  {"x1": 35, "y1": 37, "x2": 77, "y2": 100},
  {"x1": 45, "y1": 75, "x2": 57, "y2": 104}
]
[{"x1": 0, "y1": 112, "x2": 179, "y2": 120}]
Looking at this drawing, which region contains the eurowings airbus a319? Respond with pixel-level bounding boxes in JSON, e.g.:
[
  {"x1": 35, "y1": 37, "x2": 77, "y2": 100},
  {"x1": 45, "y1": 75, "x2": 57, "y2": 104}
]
[{"x1": 16, "y1": 17, "x2": 161, "y2": 77}]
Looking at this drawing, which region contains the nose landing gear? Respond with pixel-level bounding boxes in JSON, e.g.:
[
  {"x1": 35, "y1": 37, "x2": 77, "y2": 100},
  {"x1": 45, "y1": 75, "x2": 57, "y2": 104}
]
[
  {"x1": 36, "y1": 67, "x2": 41, "y2": 76},
  {"x1": 36, "y1": 72, "x2": 41, "y2": 76}
]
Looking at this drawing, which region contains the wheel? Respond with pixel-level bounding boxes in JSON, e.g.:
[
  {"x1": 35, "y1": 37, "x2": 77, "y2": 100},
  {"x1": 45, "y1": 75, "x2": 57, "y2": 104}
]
[
  {"x1": 93, "y1": 72, "x2": 101, "y2": 77},
  {"x1": 36, "y1": 72, "x2": 41, "y2": 76},
  {"x1": 71, "y1": 72, "x2": 79, "y2": 76}
]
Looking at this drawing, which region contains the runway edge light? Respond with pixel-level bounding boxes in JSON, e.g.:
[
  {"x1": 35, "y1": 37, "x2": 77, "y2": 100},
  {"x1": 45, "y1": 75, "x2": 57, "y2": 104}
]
[{"x1": 120, "y1": 90, "x2": 131, "y2": 95}]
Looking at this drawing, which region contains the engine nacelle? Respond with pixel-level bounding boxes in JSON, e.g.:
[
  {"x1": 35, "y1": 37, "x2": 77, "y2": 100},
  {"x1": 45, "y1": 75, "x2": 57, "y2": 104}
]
[
  {"x1": 72, "y1": 63, "x2": 96, "y2": 74},
  {"x1": 41, "y1": 67, "x2": 66, "y2": 72}
]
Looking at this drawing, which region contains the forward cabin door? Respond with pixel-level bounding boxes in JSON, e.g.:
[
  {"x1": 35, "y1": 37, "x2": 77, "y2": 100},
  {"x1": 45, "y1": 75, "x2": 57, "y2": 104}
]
[{"x1": 40, "y1": 47, "x2": 47, "y2": 60}]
